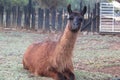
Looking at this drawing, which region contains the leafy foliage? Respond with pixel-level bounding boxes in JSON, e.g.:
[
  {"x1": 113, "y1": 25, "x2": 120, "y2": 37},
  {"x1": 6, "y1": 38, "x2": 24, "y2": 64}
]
[
  {"x1": 35, "y1": 0, "x2": 85, "y2": 9},
  {"x1": 35, "y1": 0, "x2": 67, "y2": 9},
  {"x1": 0, "y1": 0, "x2": 28, "y2": 7},
  {"x1": 35, "y1": 0, "x2": 100, "y2": 10},
  {"x1": 0, "y1": 0, "x2": 110, "y2": 10}
]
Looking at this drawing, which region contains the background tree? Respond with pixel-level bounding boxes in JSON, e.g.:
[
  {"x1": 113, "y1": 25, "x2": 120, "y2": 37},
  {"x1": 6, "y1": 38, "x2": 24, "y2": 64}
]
[
  {"x1": 35, "y1": 0, "x2": 67, "y2": 9},
  {"x1": 35, "y1": 0, "x2": 106, "y2": 10},
  {"x1": 0, "y1": 0, "x2": 28, "y2": 9}
]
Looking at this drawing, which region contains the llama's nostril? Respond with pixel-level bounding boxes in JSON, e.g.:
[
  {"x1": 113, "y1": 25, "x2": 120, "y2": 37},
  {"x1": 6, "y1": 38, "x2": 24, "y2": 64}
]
[
  {"x1": 73, "y1": 23, "x2": 79, "y2": 26},
  {"x1": 72, "y1": 23, "x2": 79, "y2": 30}
]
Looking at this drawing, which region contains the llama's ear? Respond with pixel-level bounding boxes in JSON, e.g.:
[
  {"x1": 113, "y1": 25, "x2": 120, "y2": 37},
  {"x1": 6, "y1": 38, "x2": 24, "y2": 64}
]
[
  {"x1": 67, "y1": 4, "x2": 72, "y2": 14},
  {"x1": 81, "y1": 6, "x2": 87, "y2": 16}
]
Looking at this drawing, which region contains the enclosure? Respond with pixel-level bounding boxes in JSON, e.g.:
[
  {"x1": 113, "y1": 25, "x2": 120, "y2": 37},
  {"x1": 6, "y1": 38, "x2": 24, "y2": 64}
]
[
  {"x1": 0, "y1": 0, "x2": 120, "y2": 80},
  {"x1": 100, "y1": 1, "x2": 120, "y2": 33}
]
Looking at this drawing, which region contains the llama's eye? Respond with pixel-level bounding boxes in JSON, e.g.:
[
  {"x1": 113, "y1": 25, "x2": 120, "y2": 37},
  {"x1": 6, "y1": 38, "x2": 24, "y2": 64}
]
[{"x1": 79, "y1": 18, "x2": 83, "y2": 21}]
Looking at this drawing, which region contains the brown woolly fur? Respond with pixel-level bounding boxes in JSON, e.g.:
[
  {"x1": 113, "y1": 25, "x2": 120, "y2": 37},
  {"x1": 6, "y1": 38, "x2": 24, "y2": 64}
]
[
  {"x1": 51, "y1": 23, "x2": 78, "y2": 72},
  {"x1": 23, "y1": 4, "x2": 87, "y2": 80}
]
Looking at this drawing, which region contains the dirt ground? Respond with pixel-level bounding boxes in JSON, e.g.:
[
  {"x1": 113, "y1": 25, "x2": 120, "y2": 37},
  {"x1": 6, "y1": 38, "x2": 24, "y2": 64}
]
[
  {"x1": 76, "y1": 59, "x2": 120, "y2": 77},
  {"x1": 75, "y1": 37, "x2": 120, "y2": 77}
]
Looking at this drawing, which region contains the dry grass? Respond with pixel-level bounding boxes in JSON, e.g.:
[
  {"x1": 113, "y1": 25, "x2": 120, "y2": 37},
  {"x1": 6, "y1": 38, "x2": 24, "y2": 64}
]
[{"x1": 0, "y1": 30, "x2": 120, "y2": 80}]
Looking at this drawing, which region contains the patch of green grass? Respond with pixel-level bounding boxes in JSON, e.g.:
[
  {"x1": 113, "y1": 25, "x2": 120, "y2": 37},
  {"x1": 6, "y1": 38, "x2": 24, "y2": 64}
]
[
  {"x1": 0, "y1": 31, "x2": 120, "y2": 80},
  {"x1": 74, "y1": 34, "x2": 120, "y2": 69},
  {"x1": 75, "y1": 70, "x2": 111, "y2": 80}
]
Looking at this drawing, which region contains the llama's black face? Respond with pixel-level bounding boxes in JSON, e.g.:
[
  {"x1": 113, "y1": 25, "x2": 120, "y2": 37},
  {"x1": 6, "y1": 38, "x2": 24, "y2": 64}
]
[{"x1": 67, "y1": 4, "x2": 87, "y2": 33}]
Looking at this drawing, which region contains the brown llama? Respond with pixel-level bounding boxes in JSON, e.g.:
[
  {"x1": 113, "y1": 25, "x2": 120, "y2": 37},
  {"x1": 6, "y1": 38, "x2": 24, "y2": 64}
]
[{"x1": 23, "y1": 4, "x2": 87, "y2": 80}]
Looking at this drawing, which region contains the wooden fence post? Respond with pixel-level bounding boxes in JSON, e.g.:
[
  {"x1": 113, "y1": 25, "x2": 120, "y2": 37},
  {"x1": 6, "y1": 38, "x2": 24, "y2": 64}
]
[
  {"x1": 63, "y1": 10, "x2": 67, "y2": 30},
  {"x1": 28, "y1": 0, "x2": 32, "y2": 29},
  {"x1": 12, "y1": 6, "x2": 17, "y2": 27},
  {"x1": 96, "y1": 3, "x2": 100, "y2": 32},
  {"x1": 88, "y1": 5, "x2": 91, "y2": 32},
  {"x1": 88, "y1": 5, "x2": 90, "y2": 19},
  {"x1": 93, "y1": 8, "x2": 96, "y2": 32},
  {"x1": 45, "y1": 8, "x2": 50, "y2": 30},
  {"x1": 6, "y1": 8, "x2": 11, "y2": 28},
  {"x1": 38, "y1": 8, "x2": 44, "y2": 29},
  {"x1": 91, "y1": 12, "x2": 94, "y2": 32},
  {"x1": 51, "y1": 9, "x2": 56, "y2": 30},
  {"x1": 31, "y1": 7, "x2": 36, "y2": 30},
  {"x1": 24, "y1": 0, "x2": 32, "y2": 29},
  {"x1": 24, "y1": 6, "x2": 27, "y2": 29},
  {"x1": 24, "y1": 6, "x2": 30, "y2": 29},
  {"x1": 94, "y1": 3, "x2": 97, "y2": 32},
  {"x1": 57, "y1": 9, "x2": 63, "y2": 31},
  {"x1": 0, "y1": 5, "x2": 4, "y2": 27},
  {"x1": 17, "y1": 6, "x2": 23, "y2": 28}
]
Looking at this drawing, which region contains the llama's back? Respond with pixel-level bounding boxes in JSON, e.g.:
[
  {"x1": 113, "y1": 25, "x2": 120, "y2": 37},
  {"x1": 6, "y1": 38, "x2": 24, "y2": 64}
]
[{"x1": 23, "y1": 40, "x2": 57, "y2": 75}]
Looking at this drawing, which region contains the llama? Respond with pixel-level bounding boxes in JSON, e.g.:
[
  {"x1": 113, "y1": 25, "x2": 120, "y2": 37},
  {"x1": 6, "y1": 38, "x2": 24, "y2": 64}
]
[{"x1": 23, "y1": 4, "x2": 87, "y2": 80}]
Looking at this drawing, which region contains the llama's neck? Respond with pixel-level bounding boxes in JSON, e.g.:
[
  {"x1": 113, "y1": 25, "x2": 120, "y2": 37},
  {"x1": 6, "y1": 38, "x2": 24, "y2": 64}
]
[
  {"x1": 55, "y1": 23, "x2": 78, "y2": 55},
  {"x1": 51, "y1": 22, "x2": 79, "y2": 72}
]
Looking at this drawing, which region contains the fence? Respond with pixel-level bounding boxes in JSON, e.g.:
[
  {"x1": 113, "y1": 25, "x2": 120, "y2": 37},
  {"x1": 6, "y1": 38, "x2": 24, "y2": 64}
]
[
  {"x1": 0, "y1": 3, "x2": 100, "y2": 32},
  {"x1": 0, "y1": 6, "x2": 67, "y2": 31}
]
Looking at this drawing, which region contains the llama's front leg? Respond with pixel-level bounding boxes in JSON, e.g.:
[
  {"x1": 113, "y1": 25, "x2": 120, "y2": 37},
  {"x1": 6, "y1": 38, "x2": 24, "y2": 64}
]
[
  {"x1": 48, "y1": 67, "x2": 67, "y2": 80},
  {"x1": 56, "y1": 72, "x2": 67, "y2": 80},
  {"x1": 63, "y1": 69, "x2": 75, "y2": 80},
  {"x1": 45, "y1": 71, "x2": 67, "y2": 80}
]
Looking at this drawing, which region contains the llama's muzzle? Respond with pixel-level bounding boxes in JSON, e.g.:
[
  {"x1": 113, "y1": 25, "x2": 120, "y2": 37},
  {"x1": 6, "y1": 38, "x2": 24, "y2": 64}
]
[{"x1": 71, "y1": 17, "x2": 81, "y2": 31}]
